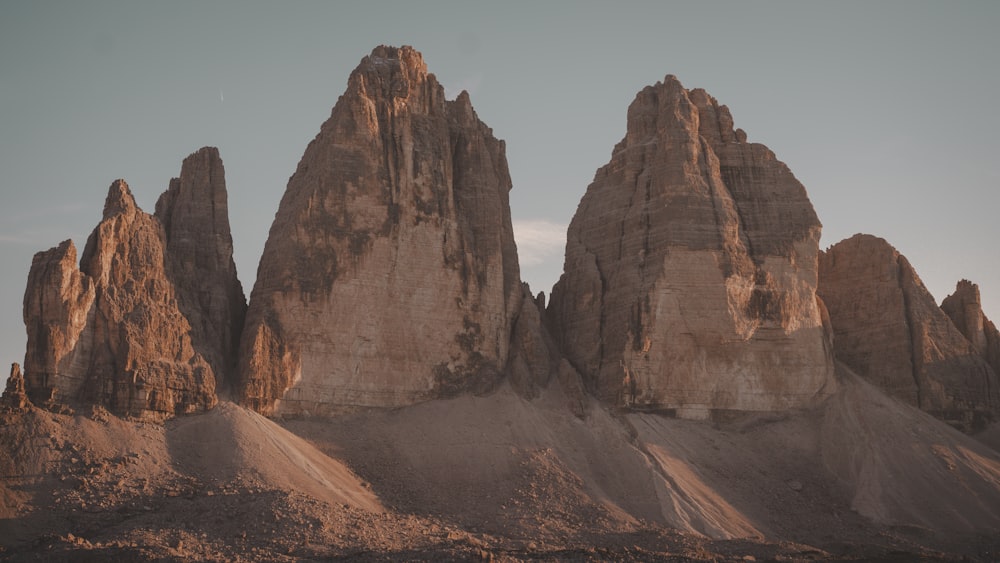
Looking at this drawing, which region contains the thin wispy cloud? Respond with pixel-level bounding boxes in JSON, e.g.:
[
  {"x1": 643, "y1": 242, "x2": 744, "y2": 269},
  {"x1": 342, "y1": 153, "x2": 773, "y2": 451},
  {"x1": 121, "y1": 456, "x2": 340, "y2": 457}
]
[{"x1": 512, "y1": 219, "x2": 566, "y2": 267}]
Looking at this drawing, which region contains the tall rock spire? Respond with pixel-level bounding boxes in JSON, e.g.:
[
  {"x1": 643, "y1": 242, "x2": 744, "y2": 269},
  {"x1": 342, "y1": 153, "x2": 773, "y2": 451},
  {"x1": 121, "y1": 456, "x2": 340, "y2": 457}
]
[
  {"x1": 548, "y1": 76, "x2": 835, "y2": 417},
  {"x1": 155, "y1": 147, "x2": 247, "y2": 391},
  {"x1": 237, "y1": 46, "x2": 521, "y2": 415}
]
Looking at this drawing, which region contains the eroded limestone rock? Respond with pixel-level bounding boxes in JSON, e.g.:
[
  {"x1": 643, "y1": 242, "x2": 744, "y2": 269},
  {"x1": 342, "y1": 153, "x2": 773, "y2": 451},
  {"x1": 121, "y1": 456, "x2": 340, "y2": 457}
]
[
  {"x1": 942, "y1": 279, "x2": 1000, "y2": 378},
  {"x1": 23, "y1": 181, "x2": 219, "y2": 416},
  {"x1": 1, "y1": 363, "x2": 30, "y2": 411},
  {"x1": 818, "y1": 235, "x2": 999, "y2": 430},
  {"x1": 155, "y1": 147, "x2": 247, "y2": 390},
  {"x1": 237, "y1": 46, "x2": 521, "y2": 415},
  {"x1": 548, "y1": 76, "x2": 835, "y2": 417}
]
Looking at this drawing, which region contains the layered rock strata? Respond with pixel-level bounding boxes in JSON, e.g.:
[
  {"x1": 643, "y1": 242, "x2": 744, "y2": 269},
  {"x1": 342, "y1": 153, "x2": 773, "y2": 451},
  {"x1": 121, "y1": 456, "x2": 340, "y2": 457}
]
[
  {"x1": 237, "y1": 46, "x2": 521, "y2": 415},
  {"x1": 818, "y1": 235, "x2": 999, "y2": 430},
  {"x1": 155, "y1": 147, "x2": 247, "y2": 389},
  {"x1": 548, "y1": 76, "x2": 835, "y2": 417}
]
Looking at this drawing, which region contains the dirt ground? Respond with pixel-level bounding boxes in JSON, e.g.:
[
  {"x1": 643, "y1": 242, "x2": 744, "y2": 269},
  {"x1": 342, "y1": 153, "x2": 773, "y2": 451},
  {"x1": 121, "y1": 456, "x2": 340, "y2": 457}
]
[{"x1": 2, "y1": 367, "x2": 999, "y2": 561}]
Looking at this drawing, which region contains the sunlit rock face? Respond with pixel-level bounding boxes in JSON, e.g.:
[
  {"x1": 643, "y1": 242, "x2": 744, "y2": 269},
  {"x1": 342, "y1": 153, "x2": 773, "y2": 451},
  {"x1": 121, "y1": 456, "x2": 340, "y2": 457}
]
[
  {"x1": 22, "y1": 181, "x2": 218, "y2": 416},
  {"x1": 21, "y1": 148, "x2": 244, "y2": 417},
  {"x1": 818, "y1": 235, "x2": 999, "y2": 431},
  {"x1": 237, "y1": 46, "x2": 521, "y2": 416},
  {"x1": 548, "y1": 76, "x2": 835, "y2": 418}
]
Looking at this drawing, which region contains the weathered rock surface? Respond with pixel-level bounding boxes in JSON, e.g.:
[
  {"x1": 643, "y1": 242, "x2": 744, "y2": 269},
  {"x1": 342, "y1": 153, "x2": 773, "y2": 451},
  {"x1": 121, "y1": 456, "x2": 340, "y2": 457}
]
[
  {"x1": 1, "y1": 363, "x2": 30, "y2": 411},
  {"x1": 942, "y1": 279, "x2": 1000, "y2": 377},
  {"x1": 22, "y1": 180, "x2": 217, "y2": 416},
  {"x1": 548, "y1": 76, "x2": 835, "y2": 417},
  {"x1": 817, "y1": 234, "x2": 999, "y2": 430},
  {"x1": 155, "y1": 147, "x2": 247, "y2": 390},
  {"x1": 237, "y1": 46, "x2": 521, "y2": 415}
]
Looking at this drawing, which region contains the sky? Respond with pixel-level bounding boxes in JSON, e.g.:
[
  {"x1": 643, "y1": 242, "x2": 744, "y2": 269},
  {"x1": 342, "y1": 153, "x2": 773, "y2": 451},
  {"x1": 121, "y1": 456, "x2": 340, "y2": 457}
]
[{"x1": 1, "y1": 1, "x2": 998, "y2": 379}]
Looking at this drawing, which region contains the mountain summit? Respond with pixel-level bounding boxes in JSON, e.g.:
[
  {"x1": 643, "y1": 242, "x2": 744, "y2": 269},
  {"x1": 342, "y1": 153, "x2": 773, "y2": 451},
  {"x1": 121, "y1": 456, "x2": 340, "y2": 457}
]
[{"x1": 236, "y1": 46, "x2": 522, "y2": 415}]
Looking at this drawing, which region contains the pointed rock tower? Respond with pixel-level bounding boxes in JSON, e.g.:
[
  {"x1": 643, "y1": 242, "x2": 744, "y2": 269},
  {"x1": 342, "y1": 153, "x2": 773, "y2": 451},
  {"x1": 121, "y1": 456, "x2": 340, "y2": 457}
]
[
  {"x1": 155, "y1": 147, "x2": 247, "y2": 390},
  {"x1": 21, "y1": 148, "x2": 243, "y2": 416},
  {"x1": 942, "y1": 279, "x2": 1000, "y2": 377},
  {"x1": 23, "y1": 181, "x2": 217, "y2": 415},
  {"x1": 548, "y1": 76, "x2": 835, "y2": 418},
  {"x1": 237, "y1": 46, "x2": 521, "y2": 415}
]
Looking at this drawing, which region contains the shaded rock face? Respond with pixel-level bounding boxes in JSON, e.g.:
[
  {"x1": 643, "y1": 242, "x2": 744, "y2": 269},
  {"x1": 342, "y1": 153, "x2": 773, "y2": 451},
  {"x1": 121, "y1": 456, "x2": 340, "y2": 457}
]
[
  {"x1": 155, "y1": 147, "x2": 247, "y2": 390},
  {"x1": 237, "y1": 46, "x2": 521, "y2": 415},
  {"x1": 942, "y1": 279, "x2": 1000, "y2": 377},
  {"x1": 548, "y1": 76, "x2": 835, "y2": 418},
  {"x1": 818, "y1": 235, "x2": 999, "y2": 430},
  {"x1": 23, "y1": 181, "x2": 217, "y2": 415}
]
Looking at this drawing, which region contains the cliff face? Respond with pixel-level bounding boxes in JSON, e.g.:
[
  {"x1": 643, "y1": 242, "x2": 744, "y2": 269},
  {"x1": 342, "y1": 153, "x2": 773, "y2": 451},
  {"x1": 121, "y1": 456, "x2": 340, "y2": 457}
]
[
  {"x1": 942, "y1": 279, "x2": 1000, "y2": 378},
  {"x1": 21, "y1": 148, "x2": 244, "y2": 417},
  {"x1": 237, "y1": 46, "x2": 521, "y2": 415},
  {"x1": 548, "y1": 76, "x2": 835, "y2": 418},
  {"x1": 155, "y1": 147, "x2": 247, "y2": 390},
  {"x1": 818, "y1": 235, "x2": 999, "y2": 430},
  {"x1": 23, "y1": 181, "x2": 217, "y2": 415}
]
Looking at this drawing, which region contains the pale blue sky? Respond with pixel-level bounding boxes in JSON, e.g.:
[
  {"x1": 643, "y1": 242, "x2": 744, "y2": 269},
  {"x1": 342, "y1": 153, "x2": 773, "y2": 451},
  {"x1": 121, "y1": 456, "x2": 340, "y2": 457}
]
[{"x1": 2, "y1": 1, "x2": 998, "y2": 376}]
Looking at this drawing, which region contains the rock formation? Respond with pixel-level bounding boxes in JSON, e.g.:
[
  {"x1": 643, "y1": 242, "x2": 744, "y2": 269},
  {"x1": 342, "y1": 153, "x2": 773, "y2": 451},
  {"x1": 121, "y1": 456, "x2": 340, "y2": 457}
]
[
  {"x1": 1, "y1": 363, "x2": 30, "y2": 411},
  {"x1": 548, "y1": 76, "x2": 835, "y2": 418},
  {"x1": 21, "y1": 148, "x2": 243, "y2": 416},
  {"x1": 237, "y1": 46, "x2": 521, "y2": 415},
  {"x1": 818, "y1": 234, "x2": 999, "y2": 430},
  {"x1": 155, "y1": 147, "x2": 247, "y2": 390},
  {"x1": 942, "y1": 279, "x2": 1000, "y2": 377}
]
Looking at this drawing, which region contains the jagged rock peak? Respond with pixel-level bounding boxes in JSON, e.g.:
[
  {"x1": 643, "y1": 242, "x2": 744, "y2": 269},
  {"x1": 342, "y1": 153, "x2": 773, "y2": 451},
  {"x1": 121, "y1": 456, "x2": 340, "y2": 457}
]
[
  {"x1": 1, "y1": 363, "x2": 31, "y2": 411},
  {"x1": 818, "y1": 234, "x2": 999, "y2": 431},
  {"x1": 103, "y1": 179, "x2": 138, "y2": 219},
  {"x1": 20, "y1": 160, "x2": 247, "y2": 417},
  {"x1": 237, "y1": 45, "x2": 521, "y2": 415},
  {"x1": 942, "y1": 279, "x2": 1000, "y2": 377},
  {"x1": 548, "y1": 75, "x2": 834, "y2": 417}
]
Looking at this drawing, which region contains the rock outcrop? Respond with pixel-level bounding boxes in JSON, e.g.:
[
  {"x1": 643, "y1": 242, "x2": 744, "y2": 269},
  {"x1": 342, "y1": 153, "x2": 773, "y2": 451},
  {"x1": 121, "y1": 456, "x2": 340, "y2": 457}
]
[
  {"x1": 942, "y1": 279, "x2": 1000, "y2": 377},
  {"x1": 817, "y1": 234, "x2": 999, "y2": 430},
  {"x1": 548, "y1": 76, "x2": 835, "y2": 418},
  {"x1": 20, "y1": 148, "x2": 243, "y2": 416},
  {"x1": 237, "y1": 46, "x2": 521, "y2": 415},
  {"x1": 1, "y1": 363, "x2": 30, "y2": 411},
  {"x1": 155, "y1": 147, "x2": 247, "y2": 390}
]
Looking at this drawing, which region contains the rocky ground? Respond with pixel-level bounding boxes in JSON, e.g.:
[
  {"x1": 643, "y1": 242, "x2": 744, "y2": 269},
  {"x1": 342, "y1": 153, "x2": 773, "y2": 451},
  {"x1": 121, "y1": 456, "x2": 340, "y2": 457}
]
[{"x1": 2, "y1": 376, "x2": 1000, "y2": 561}]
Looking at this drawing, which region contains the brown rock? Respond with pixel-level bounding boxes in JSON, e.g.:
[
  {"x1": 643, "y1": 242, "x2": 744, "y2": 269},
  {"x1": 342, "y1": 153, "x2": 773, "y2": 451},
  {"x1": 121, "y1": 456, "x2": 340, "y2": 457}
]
[
  {"x1": 818, "y1": 234, "x2": 999, "y2": 430},
  {"x1": 1, "y1": 363, "x2": 30, "y2": 411},
  {"x1": 507, "y1": 285, "x2": 559, "y2": 400},
  {"x1": 942, "y1": 279, "x2": 1000, "y2": 377},
  {"x1": 23, "y1": 180, "x2": 217, "y2": 416},
  {"x1": 237, "y1": 46, "x2": 521, "y2": 415},
  {"x1": 155, "y1": 147, "x2": 247, "y2": 390},
  {"x1": 548, "y1": 76, "x2": 834, "y2": 417}
]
